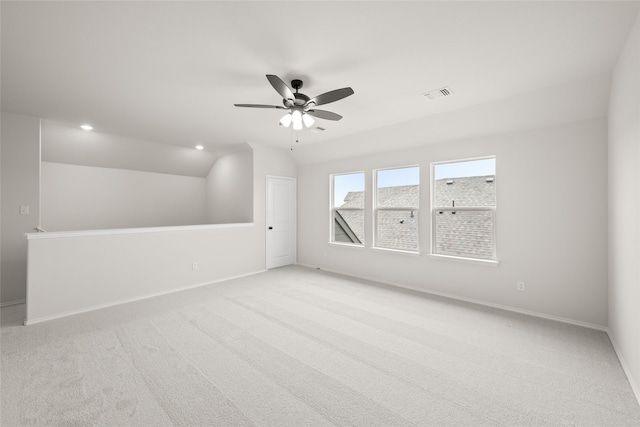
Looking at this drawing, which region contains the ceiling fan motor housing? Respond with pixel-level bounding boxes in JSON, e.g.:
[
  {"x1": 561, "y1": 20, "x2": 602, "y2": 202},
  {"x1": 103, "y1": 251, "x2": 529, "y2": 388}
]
[{"x1": 283, "y1": 79, "x2": 310, "y2": 107}]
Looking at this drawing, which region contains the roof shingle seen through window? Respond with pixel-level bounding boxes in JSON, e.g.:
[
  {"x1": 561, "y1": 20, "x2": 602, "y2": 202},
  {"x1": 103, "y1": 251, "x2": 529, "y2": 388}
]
[
  {"x1": 334, "y1": 176, "x2": 495, "y2": 255},
  {"x1": 434, "y1": 175, "x2": 495, "y2": 207}
]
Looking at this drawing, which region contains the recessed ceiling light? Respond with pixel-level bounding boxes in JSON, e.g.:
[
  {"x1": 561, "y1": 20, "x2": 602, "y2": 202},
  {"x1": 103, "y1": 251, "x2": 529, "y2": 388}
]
[
  {"x1": 195, "y1": 145, "x2": 204, "y2": 150},
  {"x1": 80, "y1": 124, "x2": 93, "y2": 131}
]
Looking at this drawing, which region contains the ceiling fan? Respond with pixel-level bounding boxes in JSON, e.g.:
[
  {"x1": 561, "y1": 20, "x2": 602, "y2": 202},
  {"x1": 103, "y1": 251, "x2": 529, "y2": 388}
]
[{"x1": 234, "y1": 75, "x2": 354, "y2": 130}]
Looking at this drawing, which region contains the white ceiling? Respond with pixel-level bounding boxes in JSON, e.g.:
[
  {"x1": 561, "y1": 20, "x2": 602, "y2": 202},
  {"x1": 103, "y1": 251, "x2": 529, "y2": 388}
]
[{"x1": 2, "y1": 1, "x2": 638, "y2": 165}]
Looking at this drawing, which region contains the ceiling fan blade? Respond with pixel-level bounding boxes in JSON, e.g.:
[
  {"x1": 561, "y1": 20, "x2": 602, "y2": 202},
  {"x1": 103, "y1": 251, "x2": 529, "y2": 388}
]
[
  {"x1": 234, "y1": 104, "x2": 286, "y2": 109},
  {"x1": 306, "y1": 109, "x2": 343, "y2": 121},
  {"x1": 266, "y1": 75, "x2": 295, "y2": 101},
  {"x1": 306, "y1": 87, "x2": 354, "y2": 107}
]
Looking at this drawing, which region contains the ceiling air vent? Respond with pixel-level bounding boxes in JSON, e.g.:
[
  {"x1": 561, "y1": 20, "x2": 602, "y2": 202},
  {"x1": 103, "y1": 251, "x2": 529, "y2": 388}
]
[
  {"x1": 424, "y1": 87, "x2": 453, "y2": 101},
  {"x1": 310, "y1": 127, "x2": 326, "y2": 133}
]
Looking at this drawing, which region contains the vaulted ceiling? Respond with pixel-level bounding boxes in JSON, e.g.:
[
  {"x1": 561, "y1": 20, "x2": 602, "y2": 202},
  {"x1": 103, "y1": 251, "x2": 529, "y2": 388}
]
[{"x1": 2, "y1": 1, "x2": 638, "y2": 168}]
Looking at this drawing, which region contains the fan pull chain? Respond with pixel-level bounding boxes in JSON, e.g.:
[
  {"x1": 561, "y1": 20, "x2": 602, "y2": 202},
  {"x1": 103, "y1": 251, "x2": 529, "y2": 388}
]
[{"x1": 289, "y1": 130, "x2": 301, "y2": 151}]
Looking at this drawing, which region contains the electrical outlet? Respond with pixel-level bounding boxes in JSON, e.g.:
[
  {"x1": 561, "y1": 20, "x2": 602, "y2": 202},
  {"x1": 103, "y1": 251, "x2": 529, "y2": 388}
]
[
  {"x1": 19, "y1": 206, "x2": 30, "y2": 215},
  {"x1": 192, "y1": 262, "x2": 198, "y2": 271},
  {"x1": 517, "y1": 281, "x2": 526, "y2": 292}
]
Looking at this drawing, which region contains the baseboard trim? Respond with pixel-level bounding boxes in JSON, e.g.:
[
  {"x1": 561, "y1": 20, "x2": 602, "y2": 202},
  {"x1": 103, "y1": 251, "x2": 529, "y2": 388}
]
[
  {"x1": 24, "y1": 270, "x2": 266, "y2": 326},
  {"x1": 607, "y1": 330, "x2": 640, "y2": 406},
  {"x1": 1, "y1": 299, "x2": 26, "y2": 308},
  {"x1": 298, "y1": 264, "x2": 607, "y2": 332}
]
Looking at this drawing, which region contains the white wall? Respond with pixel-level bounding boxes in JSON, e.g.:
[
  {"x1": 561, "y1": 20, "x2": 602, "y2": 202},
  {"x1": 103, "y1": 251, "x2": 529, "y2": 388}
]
[
  {"x1": 42, "y1": 120, "x2": 218, "y2": 178},
  {"x1": 26, "y1": 224, "x2": 262, "y2": 323},
  {"x1": 1, "y1": 112, "x2": 41, "y2": 305},
  {"x1": 41, "y1": 162, "x2": 207, "y2": 231},
  {"x1": 205, "y1": 145, "x2": 253, "y2": 224},
  {"x1": 298, "y1": 118, "x2": 609, "y2": 327},
  {"x1": 25, "y1": 143, "x2": 296, "y2": 323},
  {"x1": 608, "y1": 13, "x2": 640, "y2": 400}
]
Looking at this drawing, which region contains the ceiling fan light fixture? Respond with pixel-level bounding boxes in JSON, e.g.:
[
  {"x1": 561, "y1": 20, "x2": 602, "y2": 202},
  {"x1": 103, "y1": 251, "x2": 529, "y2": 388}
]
[
  {"x1": 279, "y1": 113, "x2": 292, "y2": 127},
  {"x1": 302, "y1": 113, "x2": 315, "y2": 128},
  {"x1": 291, "y1": 108, "x2": 303, "y2": 127}
]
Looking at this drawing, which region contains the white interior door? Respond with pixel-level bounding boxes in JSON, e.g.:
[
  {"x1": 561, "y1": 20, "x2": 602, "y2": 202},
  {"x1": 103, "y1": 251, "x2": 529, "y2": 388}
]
[{"x1": 266, "y1": 176, "x2": 296, "y2": 269}]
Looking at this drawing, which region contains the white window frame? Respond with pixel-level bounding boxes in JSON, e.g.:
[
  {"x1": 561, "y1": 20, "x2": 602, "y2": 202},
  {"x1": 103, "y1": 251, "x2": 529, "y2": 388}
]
[
  {"x1": 330, "y1": 171, "x2": 365, "y2": 246},
  {"x1": 373, "y1": 165, "x2": 420, "y2": 253},
  {"x1": 430, "y1": 156, "x2": 497, "y2": 262}
]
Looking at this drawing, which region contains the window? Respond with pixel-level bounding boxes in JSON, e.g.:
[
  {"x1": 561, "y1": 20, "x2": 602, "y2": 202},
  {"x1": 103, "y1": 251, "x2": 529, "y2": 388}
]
[
  {"x1": 374, "y1": 166, "x2": 419, "y2": 252},
  {"x1": 331, "y1": 172, "x2": 364, "y2": 245},
  {"x1": 432, "y1": 157, "x2": 496, "y2": 261}
]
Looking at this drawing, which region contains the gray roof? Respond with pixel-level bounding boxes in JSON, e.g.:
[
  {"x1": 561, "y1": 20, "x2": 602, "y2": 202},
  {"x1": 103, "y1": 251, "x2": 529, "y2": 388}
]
[
  {"x1": 376, "y1": 209, "x2": 419, "y2": 251},
  {"x1": 334, "y1": 176, "x2": 495, "y2": 257},
  {"x1": 434, "y1": 175, "x2": 495, "y2": 207},
  {"x1": 339, "y1": 176, "x2": 495, "y2": 209},
  {"x1": 335, "y1": 210, "x2": 365, "y2": 243},
  {"x1": 433, "y1": 176, "x2": 495, "y2": 258},
  {"x1": 376, "y1": 185, "x2": 419, "y2": 208},
  {"x1": 434, "y1": 210, "x2": 494, "y2": 259},
  {"x1": 341, "y1": 190, "x2": 364, "y2": 208},
  {"x1": 337, "y1": 185, "x2": 419, "y2": 249}
]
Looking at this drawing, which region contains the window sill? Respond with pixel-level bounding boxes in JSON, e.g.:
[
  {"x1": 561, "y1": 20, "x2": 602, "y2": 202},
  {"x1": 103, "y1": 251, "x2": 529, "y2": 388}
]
[
  {"x1": 429, "y1": 254, "x2": 499, "y2": 266},
  {"x1": 371, "y1": 247, "x2": 421, "y2": 257},
  {"x1": 328, "y1": 242, "x2": 365, "y2": 249}
]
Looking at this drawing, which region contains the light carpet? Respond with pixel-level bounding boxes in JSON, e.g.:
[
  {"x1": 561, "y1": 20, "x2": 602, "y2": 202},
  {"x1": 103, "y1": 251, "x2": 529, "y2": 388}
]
[{"x1": 2, "y1": 265, "x2": 639, "y2": 426}]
